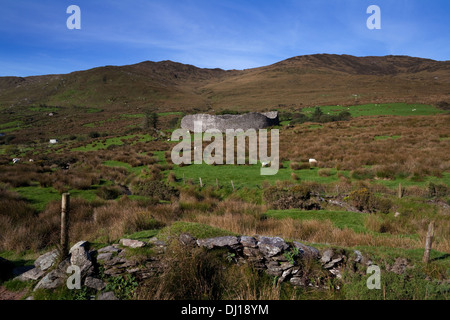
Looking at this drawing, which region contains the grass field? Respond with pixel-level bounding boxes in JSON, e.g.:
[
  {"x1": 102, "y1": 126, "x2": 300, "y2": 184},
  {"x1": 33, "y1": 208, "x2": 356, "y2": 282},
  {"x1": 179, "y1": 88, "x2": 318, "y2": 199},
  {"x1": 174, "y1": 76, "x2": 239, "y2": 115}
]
[
  {"x1": 301, "y1": 103, "x2": 446, "y2": 117},
  {"x1": 1, "y1": 100, "x2": 449, "y2": 301}
]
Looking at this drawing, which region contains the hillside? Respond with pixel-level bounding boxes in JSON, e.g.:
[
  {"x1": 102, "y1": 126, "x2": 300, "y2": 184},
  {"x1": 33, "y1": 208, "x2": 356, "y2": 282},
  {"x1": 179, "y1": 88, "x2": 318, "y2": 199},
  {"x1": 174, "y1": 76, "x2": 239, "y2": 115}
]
[{"x1": 1, "y1": 54, "x2": 449, "y2": 113}]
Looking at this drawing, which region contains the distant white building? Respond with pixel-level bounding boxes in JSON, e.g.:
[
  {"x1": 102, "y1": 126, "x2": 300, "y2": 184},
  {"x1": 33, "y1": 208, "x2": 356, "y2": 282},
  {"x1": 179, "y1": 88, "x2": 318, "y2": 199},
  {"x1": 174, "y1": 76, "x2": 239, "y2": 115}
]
[{"x1": 49, "y1": 139, "x2": 59, "y2": 144}]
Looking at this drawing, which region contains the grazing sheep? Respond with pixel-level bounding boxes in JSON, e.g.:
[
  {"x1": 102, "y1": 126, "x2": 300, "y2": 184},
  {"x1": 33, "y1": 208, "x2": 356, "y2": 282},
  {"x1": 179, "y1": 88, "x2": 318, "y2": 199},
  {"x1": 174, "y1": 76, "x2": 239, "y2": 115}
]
[{"x1": 309, "y1": 159, "x2": 318, "y2": 164}]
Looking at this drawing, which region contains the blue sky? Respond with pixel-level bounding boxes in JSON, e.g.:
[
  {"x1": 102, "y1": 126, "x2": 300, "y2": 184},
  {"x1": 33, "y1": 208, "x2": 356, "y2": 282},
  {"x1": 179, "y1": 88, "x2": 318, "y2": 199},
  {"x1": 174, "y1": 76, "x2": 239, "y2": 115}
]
[{"x1": 1, "y1": 0, "x2": 449, "y2": 77}]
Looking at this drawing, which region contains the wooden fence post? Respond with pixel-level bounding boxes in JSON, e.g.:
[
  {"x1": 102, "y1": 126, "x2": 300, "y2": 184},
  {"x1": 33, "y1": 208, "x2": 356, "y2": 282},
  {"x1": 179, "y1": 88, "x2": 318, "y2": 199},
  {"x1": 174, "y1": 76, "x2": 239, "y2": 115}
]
[
  {"x1": 199, "y1": 177, "x2": 203, "y2": 188},
  {"x1": 398, "y1": 183, "x2": 403, "y2": 199},
  {"x1": 216, "y1": 178, "x2": 219, "y2": 189},
  {"x1": 423, "y1": 221, "x2": 435, "y2": 264},
  {"x1": 231, "y1": 180, "x2": 235, "y2": 192},
  {"x1": 61, "y1": 193, "x2": 70, "y2": 259}
]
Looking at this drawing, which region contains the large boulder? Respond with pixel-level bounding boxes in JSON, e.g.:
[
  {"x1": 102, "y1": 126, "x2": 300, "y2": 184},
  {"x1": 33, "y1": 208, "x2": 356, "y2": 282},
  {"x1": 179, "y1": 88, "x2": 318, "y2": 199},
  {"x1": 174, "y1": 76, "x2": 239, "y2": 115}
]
[{"x1": 181, "y1": 112, "x2": 279, "y2": 133}]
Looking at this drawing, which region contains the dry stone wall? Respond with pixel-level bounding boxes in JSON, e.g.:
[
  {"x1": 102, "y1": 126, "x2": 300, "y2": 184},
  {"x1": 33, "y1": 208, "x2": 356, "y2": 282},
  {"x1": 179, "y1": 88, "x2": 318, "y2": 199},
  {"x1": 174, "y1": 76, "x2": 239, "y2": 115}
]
[{"x1": 10, "y1": 233, "x2": 375, "y2": 300}]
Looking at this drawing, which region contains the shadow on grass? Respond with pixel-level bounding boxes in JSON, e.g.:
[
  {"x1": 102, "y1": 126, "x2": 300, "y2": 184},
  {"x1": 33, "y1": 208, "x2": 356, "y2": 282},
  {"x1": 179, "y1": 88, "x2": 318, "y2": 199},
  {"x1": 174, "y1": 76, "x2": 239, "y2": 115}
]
[{"x1": 431, "y1": 253, "x2": 450, "y2": 262}]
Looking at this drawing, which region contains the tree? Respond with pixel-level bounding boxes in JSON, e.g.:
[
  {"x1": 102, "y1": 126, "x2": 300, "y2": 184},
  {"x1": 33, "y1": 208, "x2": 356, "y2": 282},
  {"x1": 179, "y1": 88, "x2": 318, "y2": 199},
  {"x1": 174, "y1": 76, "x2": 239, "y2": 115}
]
[
  {"x1": 149, "y1": 112, "x2": 159, "y2": 129},
  {"x1": 142, "y1": 109, "x2": 159, "y2": 130},
  {"x1": 312, "y1": 107, "x2": 324, "y2": 122}
]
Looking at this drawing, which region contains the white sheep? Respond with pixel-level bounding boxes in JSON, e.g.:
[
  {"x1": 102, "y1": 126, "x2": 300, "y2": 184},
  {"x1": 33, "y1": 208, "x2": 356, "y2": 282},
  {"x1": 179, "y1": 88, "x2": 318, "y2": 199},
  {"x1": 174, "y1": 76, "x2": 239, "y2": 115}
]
[
  {"x1": 309, "y1": 159, "x2": 318, "y2": 164},
  {"x1": 12, "y1": 158, "x2": 20, "y2": 164}
]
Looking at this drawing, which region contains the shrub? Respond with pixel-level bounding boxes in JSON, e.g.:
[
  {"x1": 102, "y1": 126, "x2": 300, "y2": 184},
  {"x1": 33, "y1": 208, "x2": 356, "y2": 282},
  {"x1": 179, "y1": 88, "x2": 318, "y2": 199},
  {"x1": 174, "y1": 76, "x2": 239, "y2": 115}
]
[
  {"x1": 131, "y1": 179, "x2": 179, "y2": 201},
  {"x1": 88, "y1": 131, "x2": 100, "y2": 139},
  {"x1": 351, "y1": 168, "x2": 375, "y2": 180},
  {"x1": 428, "y1": 182, "x2": 449, "y2": 198},
  {"x1": 345, "y1": 188, "x2": 392, "y2": 213},
  {"x1": 290, "y1": 162, "x2": 301, "y2": 170},
  {"x1": 318, "y1": 168, "x2": 333, "y2": 177},
  {"x1": 263, "y1": 184, "x2": 319, "y2": 210},
  {"x1": 139, "y1": 241, "x2": 227, "y2": 300},
  {"x1": 96, "y1": 185, "x2": 122, "y2": 200}
]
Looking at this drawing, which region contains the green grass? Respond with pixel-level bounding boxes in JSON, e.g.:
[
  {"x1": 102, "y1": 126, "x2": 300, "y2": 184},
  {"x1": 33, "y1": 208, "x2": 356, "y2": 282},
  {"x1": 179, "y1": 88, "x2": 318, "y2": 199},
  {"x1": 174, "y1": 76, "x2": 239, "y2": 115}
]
[
  {"x1": 72, "y1": 134, "x2": 154, "y2": 151},
  {"x1": 374, "y1": 172, "x2": 450, "y2": 188},
  {"x1": 301, "y1": 103, "x2": 446, "y2": 117},
  {"x1": 157, "y1": 221, "x2": 237, "y2": 241},
  {"x1": 173, "y1": 163, "x2": 344, "y2": 190},
  {"x1": 28, "y1": 106, "x2": 60, "y2": 113},
  {"x1": 374, "y1": 135, "x2": 401, "y2": 141},
  {"x1": 125, "y1": 229, "x2": 160, "y2": 241},
  {"x1": 15, "y1": 186, "x2": 61, "y2": 212},
  {"x1": 266, "y1": 209, "x2": 368, "y2": 233},
  {"x1": 86, "y1": 107, "x2": 103, "y2": 113},
  {"x1": 0, "y1": 120, "x2": 24, "y2": 130},
  {"x1": 15, "y1": 186, "x2": 100, "y2": 212}
]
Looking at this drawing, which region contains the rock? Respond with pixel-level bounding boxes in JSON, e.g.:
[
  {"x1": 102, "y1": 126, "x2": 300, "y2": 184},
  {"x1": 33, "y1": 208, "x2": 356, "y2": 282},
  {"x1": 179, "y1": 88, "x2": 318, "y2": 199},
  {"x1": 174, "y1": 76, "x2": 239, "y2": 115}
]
[
  {"x1": 120, "y1": 239, "x2": 146, "y2": 249},
  {"x1": 293, "y1": 241, "x2": 320, "y2": 259},
  {"x1": 279, "y1": 268, "x2": 293, "y2": 282},
  {"x1": 15, "y1": 267, "x2": 45, "y2": 281},
  {"x1": 290, "y1": 277, "x2": 306, "y2": 287},
  {"x1": 84, "y1": 277, "x2": 106, "y2": 291},
  {"x1": 148, "y1": 238, "x2": 167, "y2": 247},
  {"x1": 12, "y1": 265, "x2": 34, "y2": 277},
  {"x1": 243, "y1": 247, "x2": 264, "y2": 260},
  {"x1": 34, "y1": 269, "x2": 66, "y2": 291},
  {"x1": 353, "y1": 250, "x2": 363, "y2": 263},
  {"x1": 394, "y1": 212, "x2": 401, "y2": 218},
  {"x1": 97, "y1": 291, "x2": 118, "y2": 300},
  {"x1": 240, "y1": 236, "x2": 258, "y2": 248},
  {"x1": 103, "y1": 267, "x2": 123, "y2": 276},
  {"x1": 34, "y1": 250, "x2": 59, "y2": 271},
  {"x1": 69, "y1": 241, "x2": 90, "y2": 254},
  {"x1": 388, "y1": 258, "x2": 409, "y2": 275},
  {"x1": 323, "y1": 257, "x2": 343, "y2": 269},
  {"x1": 98, "y1": 246, "x2": 121, "y2": 254},
  {"x1": 70, "y1": 245, "x2": 93, "y2": 278},
  {"x1": 179, "y1": 233, "x2": 196, "y2": 246},
  {"x1": 279, "y1": 262, "x2": 294, "y2": 270},
  {"x1": 257, "y1": 237, "x2": 289, "y2": 257},
  {"x1": 97, "y1": 252, "x2": 114, "y2": 262},
  {"x1": 181, "y1": 112, "x2": 279, "y2": 133},
  {"x1": 320, "y1": 249, "x2": 334, "y2": 265},
  {"x1": 265, "y1": 261, "x2": 283, "y2": 277},
  {"x1": 197, "y1": 236, "x2": 240, "y2": 250},
  {"x1": 329, "y1": 268, "x2": 342, "y2": 279},
  {"x1": 102, "y1": 256, "x2": 127, "y2": 267}
]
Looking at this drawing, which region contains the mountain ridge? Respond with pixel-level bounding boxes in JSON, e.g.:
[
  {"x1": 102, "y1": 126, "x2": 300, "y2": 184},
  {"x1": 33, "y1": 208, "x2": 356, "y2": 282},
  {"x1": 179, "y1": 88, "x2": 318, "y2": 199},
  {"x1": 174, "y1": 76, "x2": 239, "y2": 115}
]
[{"x1": 1, "y1": 54, "x2": 449, "y2": 111}]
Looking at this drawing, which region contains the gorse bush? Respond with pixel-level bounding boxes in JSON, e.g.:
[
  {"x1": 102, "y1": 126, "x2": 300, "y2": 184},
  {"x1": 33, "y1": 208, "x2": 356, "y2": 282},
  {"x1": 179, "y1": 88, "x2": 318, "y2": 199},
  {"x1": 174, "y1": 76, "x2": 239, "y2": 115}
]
[
  {"x1": 285, "y1": 107, "x2": 352, "y2": 125},
  {"x1": 131, "y1": 179, "x2": 179, "y2": 201},
  {"x1": 428, "y1": 182, "x2": 449, "y2": 198},
  {"x1": 263, "y1": 184, "x2": 320, "y2": 210},
  {"x1": 96, "y1": 185, "x2": 123, "y2": 200},
  {"x1": 345, "y1": 188, "x2": 392, "y2": 214}
]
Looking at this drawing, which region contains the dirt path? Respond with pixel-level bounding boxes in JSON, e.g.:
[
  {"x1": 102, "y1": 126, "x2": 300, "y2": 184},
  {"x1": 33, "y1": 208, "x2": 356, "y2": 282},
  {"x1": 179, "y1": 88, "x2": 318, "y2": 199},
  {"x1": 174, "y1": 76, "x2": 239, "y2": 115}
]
[{"x1": 0, "y1": 286, "x2": 28, "y2": 300}]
